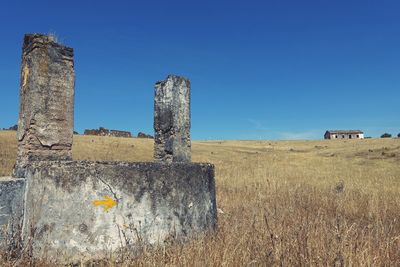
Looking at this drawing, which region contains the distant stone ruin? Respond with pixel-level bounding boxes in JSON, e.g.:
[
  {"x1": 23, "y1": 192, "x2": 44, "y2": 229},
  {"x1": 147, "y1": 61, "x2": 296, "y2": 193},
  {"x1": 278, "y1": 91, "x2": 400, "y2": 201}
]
[
  {"x1": 84, "y1": 127, "x2": 132, "y2": 138},
  {"x1": 137, "y1": 132, "x2": 154, "y2": 139},
  {"x1": 84, "y1": 127, "x2": 109, "y2": 136},
  {"x1": 110, "y1": 129, "x2": 132, "y2": 138},
  {"x1": 0, "y1": 33, "x2": 217, "y2": 264}
]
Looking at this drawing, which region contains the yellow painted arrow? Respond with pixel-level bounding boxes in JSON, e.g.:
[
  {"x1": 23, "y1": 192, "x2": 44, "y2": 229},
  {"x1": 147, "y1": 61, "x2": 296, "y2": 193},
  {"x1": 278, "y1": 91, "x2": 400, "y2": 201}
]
[{"x1": 92, "y1": 196, "x2": 117, "y2": 212}]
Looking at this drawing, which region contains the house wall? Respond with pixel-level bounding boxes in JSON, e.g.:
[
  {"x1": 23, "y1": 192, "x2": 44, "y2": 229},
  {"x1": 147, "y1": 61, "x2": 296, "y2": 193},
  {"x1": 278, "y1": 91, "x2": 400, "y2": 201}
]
[{"x1": 327, "y1": 133, "x2": 364, "y2": 139}]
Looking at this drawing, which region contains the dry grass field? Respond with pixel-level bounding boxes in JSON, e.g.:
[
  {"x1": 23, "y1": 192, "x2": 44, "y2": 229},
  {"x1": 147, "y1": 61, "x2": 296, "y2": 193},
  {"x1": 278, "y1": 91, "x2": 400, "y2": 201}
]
[{"x1": 1, "y1": 130, "x2": 399, "y2": 266}]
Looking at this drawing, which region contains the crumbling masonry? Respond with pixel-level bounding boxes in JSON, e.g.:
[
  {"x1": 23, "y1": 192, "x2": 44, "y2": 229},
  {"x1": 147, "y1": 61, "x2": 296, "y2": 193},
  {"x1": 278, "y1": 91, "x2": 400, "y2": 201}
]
[
  {"x1": 14, "y1": 34, "x2": 75, "y2": 177},
  {"x1": 0, "y1": 34, "x2": 217, "y2": 263},
  {"x1": 154, "y1": 75, "x2": 191, "y2": 163}
]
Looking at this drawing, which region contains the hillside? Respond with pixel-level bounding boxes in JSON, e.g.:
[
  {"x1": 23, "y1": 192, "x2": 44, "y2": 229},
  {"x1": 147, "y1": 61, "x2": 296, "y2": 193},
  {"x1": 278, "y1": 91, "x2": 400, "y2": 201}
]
[{"x1": 1, "y1": 130, "x2": 399, "y2": 265}]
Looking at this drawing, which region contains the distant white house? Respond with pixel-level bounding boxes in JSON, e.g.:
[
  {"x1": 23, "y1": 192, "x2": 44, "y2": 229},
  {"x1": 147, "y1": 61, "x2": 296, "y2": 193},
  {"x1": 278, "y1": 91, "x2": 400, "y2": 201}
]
[{"x1": 324, "y1": 130, "x2": 364, "y2": 140}]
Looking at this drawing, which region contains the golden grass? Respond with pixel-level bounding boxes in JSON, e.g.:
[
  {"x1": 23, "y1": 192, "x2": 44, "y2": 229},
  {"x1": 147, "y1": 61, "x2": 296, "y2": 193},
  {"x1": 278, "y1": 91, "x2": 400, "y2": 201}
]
[{"x1": 1, "y1": 130, "x2": 399, "y2": 266}]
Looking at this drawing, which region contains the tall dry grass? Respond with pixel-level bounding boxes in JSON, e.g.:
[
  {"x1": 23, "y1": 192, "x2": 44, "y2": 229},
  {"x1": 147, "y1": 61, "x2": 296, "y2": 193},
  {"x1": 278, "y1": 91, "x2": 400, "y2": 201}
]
[{"x1": 1, "y1": 131, "x2": 399, "y2": 266}]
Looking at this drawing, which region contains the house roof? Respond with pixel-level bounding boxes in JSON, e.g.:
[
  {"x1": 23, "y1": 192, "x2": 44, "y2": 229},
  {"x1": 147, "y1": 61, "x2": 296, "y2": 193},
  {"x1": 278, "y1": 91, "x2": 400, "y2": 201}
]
[{"x1": 325, "y1": 130, "x2": 363, "y2": 134}]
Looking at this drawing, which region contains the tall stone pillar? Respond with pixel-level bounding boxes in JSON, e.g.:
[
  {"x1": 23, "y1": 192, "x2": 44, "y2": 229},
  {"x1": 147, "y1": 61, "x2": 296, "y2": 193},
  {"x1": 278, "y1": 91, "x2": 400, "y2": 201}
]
[
  {"x1": 154, "y1": 75, "x2": 191, "y2": 163},
  {"x1": 14, "y1": 34, "x2": 75, "y2": 177}
]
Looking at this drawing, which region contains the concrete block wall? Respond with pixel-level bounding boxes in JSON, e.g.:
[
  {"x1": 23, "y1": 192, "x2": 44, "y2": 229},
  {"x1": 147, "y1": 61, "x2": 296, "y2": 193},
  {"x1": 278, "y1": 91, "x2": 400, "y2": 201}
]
[{"x1": 22, "y1": 161, "x2": 216, "y2": 262}]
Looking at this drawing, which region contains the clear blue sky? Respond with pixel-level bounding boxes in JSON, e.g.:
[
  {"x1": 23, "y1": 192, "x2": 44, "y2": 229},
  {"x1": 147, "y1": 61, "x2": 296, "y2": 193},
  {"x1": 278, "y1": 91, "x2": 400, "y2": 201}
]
[{"x1": 1, "y1": 0, "x2": 399, "y2": 140}]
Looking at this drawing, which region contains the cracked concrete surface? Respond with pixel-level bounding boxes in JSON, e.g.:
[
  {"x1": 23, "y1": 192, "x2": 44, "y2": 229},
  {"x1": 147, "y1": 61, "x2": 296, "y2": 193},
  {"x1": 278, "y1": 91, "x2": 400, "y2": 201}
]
[
  {"x1": 97, "y1": 176, "x2": 120, "y2": 203},
  {"x1": 22, "y1": 161, "x2": 216, "y2": 262},
  {"x1": 0, "y1": 177, "x2": 25, "y2": 242}
]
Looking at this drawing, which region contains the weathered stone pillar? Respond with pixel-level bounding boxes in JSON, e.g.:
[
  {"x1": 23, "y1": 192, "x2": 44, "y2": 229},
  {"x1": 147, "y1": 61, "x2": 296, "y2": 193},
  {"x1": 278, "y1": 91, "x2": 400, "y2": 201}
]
[
  {"x1": 14, "y1": 34, "x2": 74, "y2": 177},
  {"x1": 154, "y1": 75, "x2": 191, "y2": 162}
]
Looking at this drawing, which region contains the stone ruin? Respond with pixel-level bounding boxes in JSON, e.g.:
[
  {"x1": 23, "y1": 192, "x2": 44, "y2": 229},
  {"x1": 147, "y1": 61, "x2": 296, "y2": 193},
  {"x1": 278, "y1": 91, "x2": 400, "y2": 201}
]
[
  {"x1": 84, "y1": 127, "x2": 133, "y2": 138},
  {"x1": 0, "y1": 34, "x2": 217, "y2": 263},
  {"x1": 154, "y1": 76, "x2": 191, "y2": 163},
  {"x1": 137, "y1": 132, "x2": 154, "y2": 139}
]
